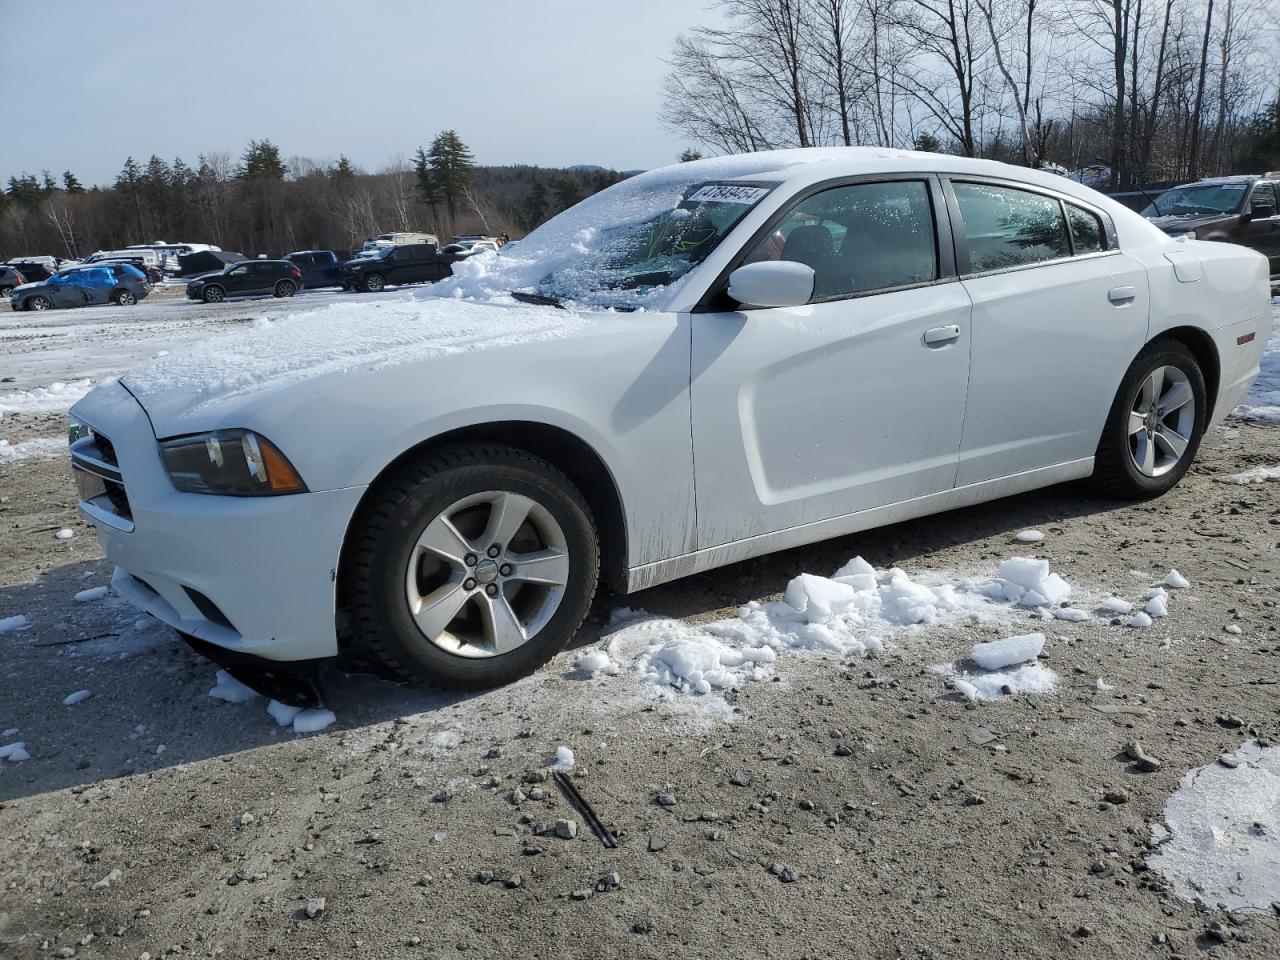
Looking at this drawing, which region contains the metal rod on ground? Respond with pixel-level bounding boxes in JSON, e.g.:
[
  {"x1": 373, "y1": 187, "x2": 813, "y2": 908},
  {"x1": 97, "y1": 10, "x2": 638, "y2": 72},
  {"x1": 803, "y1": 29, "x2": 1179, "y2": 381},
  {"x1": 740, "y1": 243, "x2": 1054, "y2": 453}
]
[{"x1": 552, "y1": 770, "x2": 617, "y2": 848}]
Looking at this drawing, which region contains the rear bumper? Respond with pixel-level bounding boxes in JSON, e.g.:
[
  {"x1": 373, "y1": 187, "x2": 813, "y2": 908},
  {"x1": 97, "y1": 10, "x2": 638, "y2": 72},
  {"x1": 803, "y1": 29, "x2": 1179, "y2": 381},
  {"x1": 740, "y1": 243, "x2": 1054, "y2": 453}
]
[{"x1": 70, "y1": 381, "x2": 368, "y2": 662}]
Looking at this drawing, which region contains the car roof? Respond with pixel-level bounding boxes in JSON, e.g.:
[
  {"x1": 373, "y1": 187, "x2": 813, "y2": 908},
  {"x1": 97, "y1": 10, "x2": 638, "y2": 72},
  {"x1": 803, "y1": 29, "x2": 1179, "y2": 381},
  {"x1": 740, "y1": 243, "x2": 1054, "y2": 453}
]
[{"x1": 1190, "y1": 174, "x2": 1259, "y2": 186}]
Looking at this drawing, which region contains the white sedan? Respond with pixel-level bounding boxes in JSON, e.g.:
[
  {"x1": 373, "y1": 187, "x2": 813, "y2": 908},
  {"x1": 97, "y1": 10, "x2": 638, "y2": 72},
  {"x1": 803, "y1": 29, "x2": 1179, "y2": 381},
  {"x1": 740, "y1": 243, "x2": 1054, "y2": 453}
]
[{"x1": 68, "y1": 148, "x2": 1271, "y2": 702}]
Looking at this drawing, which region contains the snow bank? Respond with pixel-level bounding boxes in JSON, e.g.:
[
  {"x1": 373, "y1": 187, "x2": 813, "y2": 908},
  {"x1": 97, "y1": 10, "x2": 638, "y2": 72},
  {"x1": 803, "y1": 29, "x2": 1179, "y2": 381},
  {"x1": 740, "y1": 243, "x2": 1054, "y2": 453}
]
[
  {"x1": 1216, "y1": 465, "x2": 1280, "y2": 484},
  {"x1": 1233, "y1": 324, "x2": 1279, "y2": 422},
  {"x1": 123, "y1": 295, "x2": 585, "y2": 411},
  {"x1": 0, "y1": 437, "x2": 68, "y2": 464},
  {"x1": 1148, "y1": 741, "x2": 1280, "y2": 913},
  {"x1": 0, "y1": 380, "x2": 93, "y2": 421}
]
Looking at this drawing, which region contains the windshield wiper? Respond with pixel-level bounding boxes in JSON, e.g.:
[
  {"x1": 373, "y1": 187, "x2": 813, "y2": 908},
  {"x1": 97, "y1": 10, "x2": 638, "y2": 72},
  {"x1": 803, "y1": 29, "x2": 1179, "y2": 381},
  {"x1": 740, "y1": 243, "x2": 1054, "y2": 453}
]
[{"x1": 511, "y1": 290, "x2": 565, "y2": 309}]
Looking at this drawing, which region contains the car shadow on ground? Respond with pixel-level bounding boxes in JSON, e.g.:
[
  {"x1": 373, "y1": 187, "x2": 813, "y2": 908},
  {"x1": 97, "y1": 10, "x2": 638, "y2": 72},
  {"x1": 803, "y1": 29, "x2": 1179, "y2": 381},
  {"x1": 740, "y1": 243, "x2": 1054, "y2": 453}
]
[{"x1": 0, "y1": 478, "x2": 1122, "y2": 804}]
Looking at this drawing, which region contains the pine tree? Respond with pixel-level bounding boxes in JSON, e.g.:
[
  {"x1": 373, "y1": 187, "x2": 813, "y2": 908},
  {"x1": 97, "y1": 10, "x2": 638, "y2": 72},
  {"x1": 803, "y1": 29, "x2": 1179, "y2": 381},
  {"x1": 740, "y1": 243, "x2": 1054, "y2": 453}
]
[
  {"x1": 40, "y1": 170, "x2": 58, "y2": 194},
  {"x1": 331, "y1": 155, "x2": 357, "y2": 184},
  {"x1": 7, "y1": 173, "x2": 44, "y2": 208},
  {"x1": 62, "y1": 170, "x2": 85, "y2": 193},
  {"x1": 913, "y1": 132, "x2": 942, "y2": 153},
  {"x1": 552, "y1": 174, "x2": 584, "y2": 212},
  {"x1": 238, "y1": 139, "x2": 286, "y2": 180},
  {"x1": 115, "y1": 157, "x2": 146, "y2": 240},
  {"x1": 412, "y1": 147, "x2": 439, "y2": 213},
  {"x1": 678, "y1": 148, "x2": 704, "y2": 162},
  {"x1": 426, "y1": 131, "x2": 474, "y2": 221},
  {"x1": 520, "y1": 176, "x2": 549, "y2": 231}
]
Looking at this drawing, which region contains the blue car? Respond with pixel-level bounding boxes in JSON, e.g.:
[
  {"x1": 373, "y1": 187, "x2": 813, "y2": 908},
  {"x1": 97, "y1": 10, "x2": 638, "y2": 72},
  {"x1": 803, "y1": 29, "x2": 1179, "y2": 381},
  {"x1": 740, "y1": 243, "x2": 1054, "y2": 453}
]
[{"x1": 9, "y1": 263, "x2": 151, "y2": 311}]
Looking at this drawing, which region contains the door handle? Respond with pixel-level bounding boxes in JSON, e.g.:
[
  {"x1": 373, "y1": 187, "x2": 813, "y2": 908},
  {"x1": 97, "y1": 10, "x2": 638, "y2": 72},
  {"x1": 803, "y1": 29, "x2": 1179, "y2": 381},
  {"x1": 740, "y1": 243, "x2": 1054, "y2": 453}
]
[
  {"x1": 1108, "y1": 285, "x2": 1137, "y2": 304},
  {"x1": 924, "y1": 324, "x2": 961, "y2": 345}
]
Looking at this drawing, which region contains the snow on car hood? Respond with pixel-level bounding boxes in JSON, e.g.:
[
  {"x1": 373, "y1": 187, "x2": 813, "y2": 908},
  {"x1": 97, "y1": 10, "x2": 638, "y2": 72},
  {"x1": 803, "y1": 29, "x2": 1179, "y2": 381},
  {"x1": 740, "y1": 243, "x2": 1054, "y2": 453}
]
[
  {"x1": 122, "y1": 291, "x2": 585, "y2": 430},
  {"x1": 435, "y1": 147, "x2": 915, "y2": 309}
]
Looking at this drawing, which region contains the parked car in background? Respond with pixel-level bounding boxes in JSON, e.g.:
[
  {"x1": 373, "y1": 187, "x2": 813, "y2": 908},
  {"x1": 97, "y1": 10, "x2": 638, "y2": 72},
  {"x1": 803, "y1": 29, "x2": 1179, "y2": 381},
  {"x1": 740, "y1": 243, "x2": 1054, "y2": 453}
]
[
  {"x1": 1142, "y1": 173, "x2": 1280, "y2": 280},
  {"x1": 10, "y1": 262, "x2": 149, "y2": 311},
  {"x1": 0, "y1": 264, "x2": 26, "y2": 297},
  {"x1": 176, "y1": 250, "x2": 246, "y2": 277},
  {"x1": 340, "y1": 243, "x2": 457, "y2": 292},
  {"x1": 6, "y1": 260, "x2": 57, "y2": 283},
  {"x1": 284, "y1": 250, "x2": 344, "y2": 288},
  {"x1": 185, "y1": 260, "x2": 303, "y2": 302},
  {"x1": 127, "y1": 242, "x2": 222, "y2": 273},
  {"x1": 357, "y1": 232, "x2": 439, "y2": 256},
  {"x1": 66, "y1": 148, "x2": 1270, "y2": 700}
]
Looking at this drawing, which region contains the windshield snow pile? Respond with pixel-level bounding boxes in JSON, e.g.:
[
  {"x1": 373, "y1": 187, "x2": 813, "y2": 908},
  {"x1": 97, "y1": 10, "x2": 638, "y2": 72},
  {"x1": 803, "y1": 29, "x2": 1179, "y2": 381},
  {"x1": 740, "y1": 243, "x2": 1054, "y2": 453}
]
[
  {"x1": 434, "y1": 148, "x2": 907, "y2": 310},
  {"x1": 124, "y1": 292, "x2": 583, "y2": 408}
]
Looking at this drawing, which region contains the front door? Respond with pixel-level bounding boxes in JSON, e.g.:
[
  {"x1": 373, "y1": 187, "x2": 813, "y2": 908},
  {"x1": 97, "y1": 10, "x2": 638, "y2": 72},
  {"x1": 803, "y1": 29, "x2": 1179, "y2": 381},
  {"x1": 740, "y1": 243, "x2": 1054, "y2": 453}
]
[
  {"x1": 947, "y1": 179, "x2": 1150, "y2": 485},
  {"x1": 691, "y1": 177, "x2": 972, "y2": 549},
  {"x1": 1241, "y1": 181, "x2": 1280, "y2": 276}
]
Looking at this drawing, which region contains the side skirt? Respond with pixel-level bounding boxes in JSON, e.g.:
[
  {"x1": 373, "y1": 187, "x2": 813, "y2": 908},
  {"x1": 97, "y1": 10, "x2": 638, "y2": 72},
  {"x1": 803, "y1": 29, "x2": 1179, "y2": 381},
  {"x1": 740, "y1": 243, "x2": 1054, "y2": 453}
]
[{"x1": 626, "y1": 457, "x2": 1095, "y2": 592}]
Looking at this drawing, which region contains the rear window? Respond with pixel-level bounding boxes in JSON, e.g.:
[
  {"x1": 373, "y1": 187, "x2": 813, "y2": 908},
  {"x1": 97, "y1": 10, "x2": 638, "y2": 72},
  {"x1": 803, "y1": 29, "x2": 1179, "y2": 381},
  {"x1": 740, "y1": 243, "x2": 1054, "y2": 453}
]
[
  {"x1": 953, "y1": 182, "x2": 1071, "y2": 273},
  {"x1": 1066, "y1": 203, "x2": 1105, "y2": 254}
]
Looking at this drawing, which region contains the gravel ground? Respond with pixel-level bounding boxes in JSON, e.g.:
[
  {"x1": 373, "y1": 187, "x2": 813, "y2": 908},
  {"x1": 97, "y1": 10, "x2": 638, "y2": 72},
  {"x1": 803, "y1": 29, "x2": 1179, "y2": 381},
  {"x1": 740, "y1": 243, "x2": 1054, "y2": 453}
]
[{"x1": 0, "y1": 299, "x2": 1278, "y2": 959}]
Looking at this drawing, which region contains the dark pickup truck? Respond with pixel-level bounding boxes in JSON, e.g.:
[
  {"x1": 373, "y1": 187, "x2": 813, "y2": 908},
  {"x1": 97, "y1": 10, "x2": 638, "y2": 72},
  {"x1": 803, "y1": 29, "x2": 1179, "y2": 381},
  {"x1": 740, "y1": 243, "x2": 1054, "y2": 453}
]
[
  {"x1": 340, "y1": 243, "x2": 459, "y2": 292},
  {"x1": 1143, "y1": 174, "x2": 1280, "y2": 280},
  {"x1": 284, "y1": 250, "x2": 344, "y2": 289}
]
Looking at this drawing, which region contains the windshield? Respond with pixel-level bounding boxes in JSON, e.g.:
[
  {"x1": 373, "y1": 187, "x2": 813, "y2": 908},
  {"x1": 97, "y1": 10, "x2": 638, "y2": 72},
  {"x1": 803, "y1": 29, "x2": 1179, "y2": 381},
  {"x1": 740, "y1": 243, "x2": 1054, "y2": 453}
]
[{"x1": 1143, "y1": 182, "x2": 1249, "y2": 217}]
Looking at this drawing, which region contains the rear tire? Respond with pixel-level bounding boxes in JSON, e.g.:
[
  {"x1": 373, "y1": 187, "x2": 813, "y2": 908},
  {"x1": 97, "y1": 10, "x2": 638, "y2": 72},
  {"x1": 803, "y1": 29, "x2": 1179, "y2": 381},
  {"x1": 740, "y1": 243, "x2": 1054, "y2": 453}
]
[
  {"x1": 202, "y1": 285, "x2": 225, "y2": 304},
  {"x1": 345, "y1": 444, "x2": 599, "y2": 690},
  {"x1": 113, "y1": 289, "x2": 137, "y2": 305},
  {"x1": 0, "y1": 285, "x2": 12, "y2": 298},
  {"x1": 363, "y1": 273, "x2": 385, "y2": 293},
  {"x1": 274, "y1": 280, "x2": 296, "y2": 298},
  {"x1": 1091, "y1": 338, "x2": 1207, "y2": 499}
]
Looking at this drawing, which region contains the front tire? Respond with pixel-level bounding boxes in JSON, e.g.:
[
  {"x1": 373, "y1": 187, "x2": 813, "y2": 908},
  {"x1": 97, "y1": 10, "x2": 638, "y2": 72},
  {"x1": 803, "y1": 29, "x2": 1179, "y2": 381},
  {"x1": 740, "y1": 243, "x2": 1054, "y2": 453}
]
[
  {"x1": 345, "y1": 444, "x2": 599, "y2": 690},
  {"x1": 274, "y1": 280, "x2": 296, "y2": 298},
  {"x1": 1091, "y1": 338, "x2": 1207, "y2": 499},
  {"x1": 202, "y1": 285, "x2": 225, "y2": 304},
  {"x1": 29, "y1": 296, "x2": 51, "y2": 311},
  {"x1": 363, "y1": 273, "x2": 385, "y2": 293}
]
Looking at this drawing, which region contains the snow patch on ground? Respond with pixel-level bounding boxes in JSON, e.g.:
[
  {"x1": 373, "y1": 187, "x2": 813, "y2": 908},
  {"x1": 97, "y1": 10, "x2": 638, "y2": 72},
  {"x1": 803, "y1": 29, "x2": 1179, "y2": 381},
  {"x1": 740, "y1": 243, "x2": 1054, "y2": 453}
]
[
  {"x1": 937, "y1": 662, "x2": 1059, "y2": 701},
  {"x1": 1216, "y1": 465, "x2": 1280, "y2": 484},
  {"x1": 0, "y1": 380, "x2": 94, "y2": 421},
  {"x1": 0, "y1": 741, "x2": 30, "y2": 763},
  {"x1": 1148, "y1": 740, "x2": 1280, "y2": 913},
  {"x1": 0, "y1": 436, "x2": 67, "y2": 464},
  {"x1": 73, "y1": 586, "x2": 108, "y2": 603},
  {"x1": 0, "y1": 615, "x2": 31, "y2": 633},
  {"x1": 62, "y1": 689, "x2": 91, "y2": 706},
  {"x1": 207, "y1": 670, "x2": 260, "y2": 704}
]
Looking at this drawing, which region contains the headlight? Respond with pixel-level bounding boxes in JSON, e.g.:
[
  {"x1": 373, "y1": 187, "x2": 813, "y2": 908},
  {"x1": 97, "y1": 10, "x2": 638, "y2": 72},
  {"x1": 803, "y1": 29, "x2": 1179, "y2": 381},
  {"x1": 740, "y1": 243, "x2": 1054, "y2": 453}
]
[
  {"x1": 160, "y1": 429, "x2": 307, "y2": 496},
  {"x1": 68, "y1": 416, "x2": 91, "y2": 444}
]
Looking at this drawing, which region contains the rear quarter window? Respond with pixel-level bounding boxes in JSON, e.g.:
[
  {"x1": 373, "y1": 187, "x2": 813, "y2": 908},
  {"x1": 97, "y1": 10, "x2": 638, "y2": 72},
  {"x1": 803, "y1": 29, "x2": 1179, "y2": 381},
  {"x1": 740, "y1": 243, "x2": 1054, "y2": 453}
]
[
  {"x1": 953, "y1": 182, "x2": 1071, "y2": 273},
  {"x1": 1066, "y1": 203, "x2": 1106, "y2": 254}
]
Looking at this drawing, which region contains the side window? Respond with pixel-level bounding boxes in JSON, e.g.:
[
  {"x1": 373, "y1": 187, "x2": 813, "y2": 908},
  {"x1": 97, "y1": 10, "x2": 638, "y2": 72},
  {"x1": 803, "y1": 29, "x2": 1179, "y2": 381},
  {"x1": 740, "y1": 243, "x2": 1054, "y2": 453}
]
[
  {"x1": 1066, "y1": 203, "x2": 1105, "y2": 254},
  {"x1": 953, "y1": 182, "x2": 1071, "y2": 273},
  {"x1": 744, "y1": 180, "x2": 937, "y2": 299},
  {"x1": 1251, "y1": 183, "x2": 1278, "y2": 212}
]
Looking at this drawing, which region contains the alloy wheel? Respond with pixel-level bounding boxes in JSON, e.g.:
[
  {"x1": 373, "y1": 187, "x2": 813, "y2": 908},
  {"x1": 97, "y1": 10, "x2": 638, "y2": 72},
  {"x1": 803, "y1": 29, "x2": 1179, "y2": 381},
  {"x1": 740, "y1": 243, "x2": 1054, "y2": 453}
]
[
  {"x1": 31, "y1": 297, "x2": 50, "y2": 311},
  {"x1": 403, "y1": 490, "x2": 570, "y2": 659},
  {"x1": 1128, "y1": 364, "x2": 1195, "y2": 478}
]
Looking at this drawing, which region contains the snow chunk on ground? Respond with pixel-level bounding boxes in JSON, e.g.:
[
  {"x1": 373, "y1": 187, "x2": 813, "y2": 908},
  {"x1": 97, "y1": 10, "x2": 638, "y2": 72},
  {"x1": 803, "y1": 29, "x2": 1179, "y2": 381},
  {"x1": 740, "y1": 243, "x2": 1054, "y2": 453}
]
[
  {"x1": 636, "y1": 622, "x2": 774, "y2": 695},
  {"x1": 0, "y1": 615, "x2": 31, "y2": 633},
  {"x1": 575, "y1": 649, "x2": 621, "y2": 676},
  {"x1": 1099, "y1": 596, "x2": 1133, "y2": 614},
  {"x1": 970, "y1": 633, "x2": 1044, "y2": 670},
  {"x1": 0, "y1": 380, "x2": 93, "y2": 421},
  {"x1": 551, "y1": 745, "x2": 575, "y2": 770},
  {"x1": 291, "y1": 709, "x2": 336, "y2": 734},
  {"x1": 1053, "y1": 607, "x2": 1089, "y2": 622},
  {"x1": 989, "y1": 558, "x2": 1071, "y2": 607},
  {"x1": 1013, "y1": 529, "x2": 1045, "y2": 543},
  {"x1": 1217, "y1": 465, "x2": 1280, "y2": 484},
  {"x1": 1163, "y1": 569, "x2": 1189, "y2": 590},
  {"x1": 62, "y1": 689, "x2": 91, "y2": 706},
  {"x1": 208, "y1": 670, "x2": 260, "y2": 703},
  {"x1": 0, "y1": 741, "x2": 30, "y2": 763},
  {"x1": 1127, "y1": 611, "x2": 1153, "y2": 629},
  {"x1": 936, "y1": 661, "x2": 1058, "y2": 701},
  {"x1": 73, "y1": 586, "x2": 108, "y2": 603},
  {"x1": 1145, "y1": 590, "x2": 1169, "y2": 618},
  {"x1": 0, "y1": 437, "x2": 68, "y2": 463},
  {"x1": 55, "y1": 528, "x2": 74, "y2": 540},
  {"x1": 1148, "y1": 741, "x2": 1280, "y2": 913},
  {"x1": 266, "y1": 700, "x2": 302, "y2": 727},
  {"x1": 430, "y1": 730, "x2": 461, "y2": 749}
]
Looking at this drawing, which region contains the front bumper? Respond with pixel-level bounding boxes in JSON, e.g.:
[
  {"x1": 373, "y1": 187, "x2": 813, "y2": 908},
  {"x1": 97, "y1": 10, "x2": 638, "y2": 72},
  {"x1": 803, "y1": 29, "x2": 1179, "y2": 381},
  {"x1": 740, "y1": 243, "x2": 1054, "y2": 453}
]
[{"x1": 70, "y1": 380, "x2": 367, "y2": 662}]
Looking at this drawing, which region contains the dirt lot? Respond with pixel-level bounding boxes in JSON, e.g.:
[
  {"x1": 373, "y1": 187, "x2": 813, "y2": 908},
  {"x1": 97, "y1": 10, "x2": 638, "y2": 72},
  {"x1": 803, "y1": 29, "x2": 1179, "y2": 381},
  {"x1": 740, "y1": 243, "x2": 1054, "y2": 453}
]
[{"x1": 1, "y1": 301, "x2": 1278, "y2": 959}]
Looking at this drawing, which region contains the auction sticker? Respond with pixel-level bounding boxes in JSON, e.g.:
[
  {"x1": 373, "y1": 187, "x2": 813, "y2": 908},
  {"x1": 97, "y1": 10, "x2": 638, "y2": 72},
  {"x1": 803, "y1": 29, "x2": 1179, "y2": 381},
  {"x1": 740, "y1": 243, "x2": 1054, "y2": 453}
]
[{"x1": 687, "y1": 184, "x2": 772, "y2": 204}]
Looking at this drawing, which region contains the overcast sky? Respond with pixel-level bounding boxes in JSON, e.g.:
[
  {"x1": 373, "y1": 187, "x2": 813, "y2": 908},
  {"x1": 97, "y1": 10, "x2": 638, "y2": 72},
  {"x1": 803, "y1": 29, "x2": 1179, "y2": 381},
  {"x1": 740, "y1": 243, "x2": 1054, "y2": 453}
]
[{"x1": 0, "y1": 0, "x2": 721, "y2": 186}]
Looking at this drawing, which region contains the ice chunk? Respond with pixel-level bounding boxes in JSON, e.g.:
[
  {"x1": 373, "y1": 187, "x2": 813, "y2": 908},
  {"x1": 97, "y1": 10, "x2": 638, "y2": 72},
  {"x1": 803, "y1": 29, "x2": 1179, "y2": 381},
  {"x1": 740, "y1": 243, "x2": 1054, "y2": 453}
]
[
  {"x1": 430, "y1": 730, "x2": 460, "y2": 749},
  {"x1": 935, "y1": 661, "x2": 1057, "y2": 700},
  {"x1": 575, "y1": 649, "x2": 620, "y2": 676},
  {"x1": 1053, "y1": 607, "x2": 1089, "y2": 622},
  {"x1": 62, "y1": 689, "x2": 92, "y2": 706},
  {"x1": 832, "y1": 556, "x2": 875, "y2": 580},
  {"x1": 1099, "y1": 596, "x2": 1133, "y2": 614},
  {"x1": 1013, "y1": 529, "x2": 1045, "y2": 543},
  {"x1": 998, "y1": 557, "x2": 1051, "y2": 590},
  {"x1": 292, "y1": 709, "x2": 336, "y2": 734},
  {"x1": 0, "y1": 615, "x2": 31, "y2": 633},
  {"x1": 74, "y1": 586, "x2": 108, "y2": 603},
  {"x1": 1163, "y1": 569, "x2": 1190, "y2": 589},
  {"x1": 1145, "y1": 591, "x2": 1169, "y2": 618},
  {"x1": 0, "y1": 741, "x2": 30, "y2": 762},
  {"x1": 54, "y1": 528, "x2": 74, "y2": 540},
  {"x1": 970, "y1": 633, "x2": 1045, "y2": 670},
  {"x1": 1127, "y1": 612, "x2": 1153, "y2": 629},
  {"x1": 1036, "y1": 573, "x2": 1072, "y2": 606},
  {"x1": 879, "y1": 572, "x2": 945, "y2": 625},
  {"x1": 208, "y1": 669, "x2": 260, "y2": 703},
  {"x1": 1096, "y1": 678, "x2": 1114, "y2": 691},
  {"x1": 952, "y1": 678, "x2": 979, "y2": 702},
  {"x1": 551, "y1": 745, "x2": 575, "y2": 770},
  {"x1": 783, "y1": 573, "x2": 857, "y2": 623},
  {"x1": 266, "y1": 700, "x2": 302, "y2": 727}
]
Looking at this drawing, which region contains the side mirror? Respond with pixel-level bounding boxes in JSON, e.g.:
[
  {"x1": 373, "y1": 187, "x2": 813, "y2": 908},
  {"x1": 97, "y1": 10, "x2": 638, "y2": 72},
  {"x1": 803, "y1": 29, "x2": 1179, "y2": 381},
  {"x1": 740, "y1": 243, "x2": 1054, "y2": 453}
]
[
  {"x1": 727, "y1": 261, "x2": 815, "y2": 309},
  {"x1": 1250, "y1": 202, "x2": 1276, "y2": 219}
]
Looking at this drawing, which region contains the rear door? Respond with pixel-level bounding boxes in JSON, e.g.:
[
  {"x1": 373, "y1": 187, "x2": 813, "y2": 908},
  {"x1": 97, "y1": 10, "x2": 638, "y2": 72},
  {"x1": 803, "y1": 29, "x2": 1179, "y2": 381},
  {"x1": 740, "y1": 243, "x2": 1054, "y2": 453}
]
[
  {"x1": 1241, "y1": 181, "x2": 1280, "y2": 275},
  {"x1": 690, "y1": 176, "x2": 973, "y2": 547},
  {"x1": 946, "y1": 178, "x2": 1149, "y2": 485}
]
